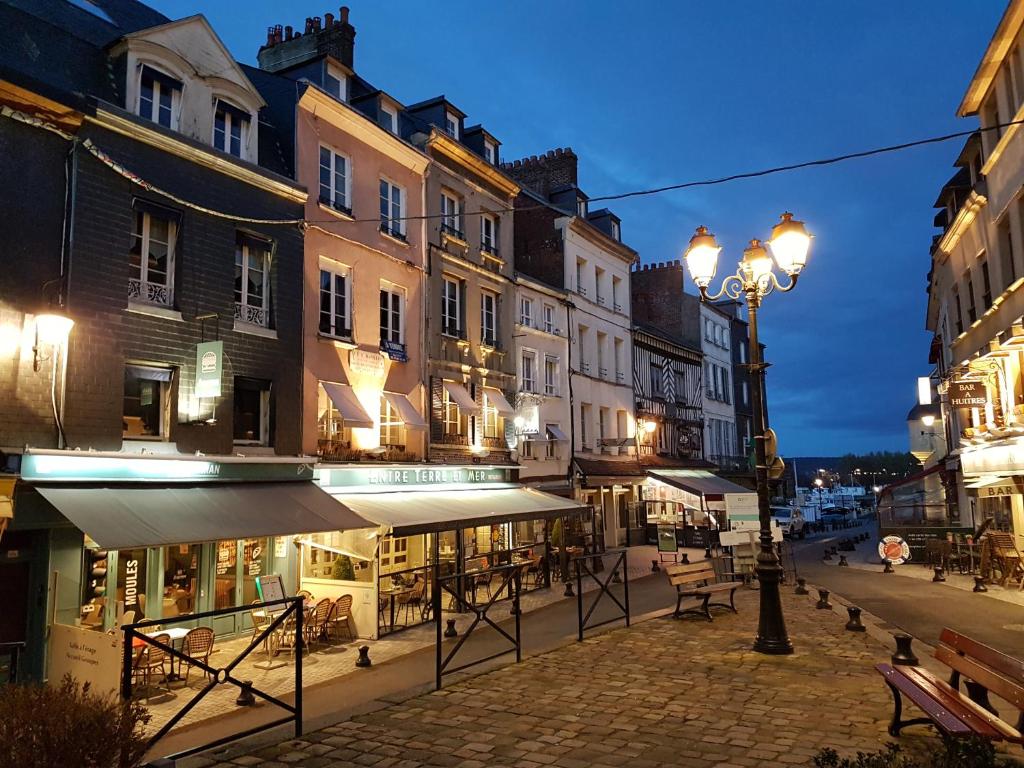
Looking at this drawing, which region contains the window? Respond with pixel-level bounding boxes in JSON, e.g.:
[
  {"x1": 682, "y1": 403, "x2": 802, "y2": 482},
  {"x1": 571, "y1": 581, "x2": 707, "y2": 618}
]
[
  {"x1": 545, "y1": 424, "x2": 559, "y2": 459},
  {"x1": 981, "y1": 257, "x2": 992, "y2": 310},
  {"x1": 123, "y1": 365, "x2": 171, "y2": 439},
  {"x1": 441, "y1": 192, "x2": 463, "y2": 239},
  {"x1": 441, "y1": 276, "x2": 463, "y2": 336},
  {"x1": 380, "y1": 398, "x2": 405, "y2": 448},
  {"x1": 482, "y1": 393, "x2": 500, "y2": 439},
  {"x1": 578, "y1": 325, "x2": 589, "y2": 373},
  {"x1": 521, "y1": 349, "x2": 537, "y2": 392},
  {"x1": 444, "y1": 110, "x2": 459, "y2": 138},
  {"x1": 720, "y1": 367, "x2": 731, "y2": 404},
  {"x1": 612, "y1": 276, "x2": 622, "y2": 311},
  {"x1": 319, "y1": 146, "x2": 351, "y2": 213},
  {"x1": 651, "y1": 363, "x2": 663, "y2": 397},
  {"x1": 483, "y1": 139, "x2": 495, "y2": 164},
  {"x1": 597, "y1": 331, "x2": 607, "y2": 377},
  {"x1": 739, "y1": 342, "x2": 747, "y2": 364},
  {"x1": 443, "y1": 386, "x2": 461, "y2": 435},
  {"x1": 380, "y1": 285, "x2": 404, "y2": 345},
  {"x1": 137, "y1": 65, "x2": 180, "y2": 129},
  {"x1": 520, "y1": 437, "x2": 534, "y2": 459},
  {"x1": 324, "y1": 63, "x2": 348, "y2": 102},
  {"x1": 481, "y1": 291, "x2": 497, "y2": 346},
  {"x1": 234, "y1": 377, "x2": 271, "y2": 445},
  {"x1": 580, "y1": 403, "x2": 591, "y2": 448},
  {"x1": 519, "y1": 297, "x2": 533, "y2": 327},
  {"x1": 613, "y1": 337, "x2": 624, "y2": 382},
  {"x1": 128, "y1": 207, "x2": 176, "y2": 306},
  {"x1": 213, "y1": 100, "x2": 249, "y2": 158},
  {"x1": 611, "y1": 221, "x2": 620, "y2": 241},
  {"x1": 544, "y1": 356, "x2": 559, "y2": 396},
  {"x1": 599, "y1": 408, "x2": 608, "y2": 440},
  {"x1": 543, "y1": 304, "x2": 555, "y2": 333},
  {"x1": 704, "y1": 361, "x2": 714, "y2": 398},
  {"x1": 317, "y1": 384, "x2": 351, "y2": 448},
  {"x1": 319, "y1": 261, "x2": 351, "y2": 338},
  {"x1": 481, "y1": 214, "x2": 498, "y2": 255},
  {"x1": 575, "y1": 259, "x2": 586, "y2": 295},
  {"x1": 966, "y1": 272, "x2": 977, "y2": 324},
  {"x1": 235, "y1": 235, "x2": 271, "y2": 327},
  {"x1": 953, "y1": 286, "x2": 964, "y2": 335},
  {"x1": 721, "y1": 328, "x2": 729, "y2": 351},
  {"x1": 595, "y1": 266, "x2": 605, "y2": 305},
  {"x1": 379, "y1": 179, "x2": 405, "y2": 239},
  {"x1": 380, "y1": 103, "x2": 398, "y2": 134}
]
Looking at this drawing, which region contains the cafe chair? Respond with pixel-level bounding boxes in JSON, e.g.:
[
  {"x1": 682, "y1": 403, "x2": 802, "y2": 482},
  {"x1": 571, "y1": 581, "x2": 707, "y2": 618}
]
[
  {"x1": 297, "y1": 589, "x2": 314, "y2": 602},
  {"x1": 250, "y1": 600, "x2": 281, "y2": 656},
  {"x1": 305, "y1": 598, "x2": 332, "y2": 648},
  {"x1": 327, "y1": 595, "x2": 354, "y2": 643},
  {"x1": 181, "y1": 627, "x2": 215, "y2": 686},
  {"x1": 132, "y1": 632, "x2": 170, "y2": 700},
  {"x1": 398, "y1": 578, "x2": 427, "y2": 625}
]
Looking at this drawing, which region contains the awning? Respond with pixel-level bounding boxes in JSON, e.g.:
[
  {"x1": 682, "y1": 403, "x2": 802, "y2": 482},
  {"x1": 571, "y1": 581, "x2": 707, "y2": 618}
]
[
  {"x1": 964, "y1": 474, "x2": 1024, "y2": 496},
  {"x1": 383, "y1": 391, "x2": 427, "y2": 430},
  {"x1": 443, "y1": 381, "x2": 479, "y2": 413},
  {"x1": 330, "y1": 484, "x2": 588, "y2": 537},
  {"x1": 547, "y1": 425, "x2": 569, "y2": 442},
  {"x1": 35, "y1": 482, "x2": 374, "y2": 550},
  {"x1": 483, "y1": 387, "x2": 515, "y2": 417},
  {"x1": 322, "y1": 382, "x2": 374, "y2": 429},
  {"x1": 647, "y1": 469, "x2": 751, "y2": 498}
]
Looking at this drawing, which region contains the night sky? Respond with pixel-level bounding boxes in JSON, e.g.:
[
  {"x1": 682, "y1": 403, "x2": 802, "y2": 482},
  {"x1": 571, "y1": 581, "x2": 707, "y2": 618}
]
[{"x1": 151, "y1": 0, "x2": 1006, "y2": 455}]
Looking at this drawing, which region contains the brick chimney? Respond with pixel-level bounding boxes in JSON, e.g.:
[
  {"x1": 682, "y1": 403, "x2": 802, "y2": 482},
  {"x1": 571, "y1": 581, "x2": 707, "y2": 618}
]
[
  {"x1": 502, "y1": 148, "x2": 577, "y2": 198},
  {"x1": 258, "y1": 6, "x2": 356, "y2": 73}
]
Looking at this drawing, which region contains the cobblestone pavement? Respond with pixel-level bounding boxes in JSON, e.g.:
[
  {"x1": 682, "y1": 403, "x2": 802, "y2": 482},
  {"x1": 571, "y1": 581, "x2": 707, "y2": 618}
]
[{"x1": 198, "y1": 588, "x2": 989, "y2": 768}]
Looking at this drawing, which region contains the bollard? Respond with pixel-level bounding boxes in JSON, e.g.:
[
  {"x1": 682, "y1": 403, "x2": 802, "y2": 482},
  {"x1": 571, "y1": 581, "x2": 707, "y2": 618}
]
[
  {"x1": 830, "y1": 546, "x2": 839, "y2": 556},
  {"x1": 444, "y1": 618, "x2": 458, "y2": 638},
  {"x1": 973, "y1": 576, "x2": 988, "y2": 593},
  {"x1": 823, "y1": 549, "x2": 833, "y2": 561},
  {"x1": 235, "y1": 680, "x2": 256, "y2": 706},
  {"x1": 838, "y1": 555, "x2": 849, "y2": 567},
  {"x1": 681, "y1": 552, "x2": 691, "y2": 565},
  {"x1": 611, "y1": 569, "x2": 622, "y2": 584},
  {"x1": 651, "y1": 559, "x2": 660, "y2": 573},
  {"x1": 815, "y1": 589, "x2": 832, "y2": 610},
  {"x1": 355, "y1": 645, "x2": 372, "y2": 668},
  {"x1": 932, "y1": 566, "x2": 946, "y2": 583},
  {"x1": 891, "y1": 634, "x2": 919, "y2": 666},
  {"x1": 563, "y1": 580, "x2": 575, "y2": 598},
  {"x1": 883, "y1": 559, "x2": 894, "y2": 573},
  {"x1": 845, "y1": 606, "x2": 866, "y2": 632},
  {"x1": 704, "y1": 546, "x2": 713, "y2": 559},
  {"x1": 795, "y1": 577, "x2": 809, "y2": 595}
]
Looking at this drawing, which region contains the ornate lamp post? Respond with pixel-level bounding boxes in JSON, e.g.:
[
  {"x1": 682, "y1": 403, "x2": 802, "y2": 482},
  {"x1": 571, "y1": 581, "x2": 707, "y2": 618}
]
[{"x1": 683, "y1": 212, "x2": 812, "y2": 655}]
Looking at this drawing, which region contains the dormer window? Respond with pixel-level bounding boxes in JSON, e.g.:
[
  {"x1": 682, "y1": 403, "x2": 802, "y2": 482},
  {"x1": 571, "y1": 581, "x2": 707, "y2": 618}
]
[
  {"x1": 381, "y1": 103, "x2": 398, "y2": 134},
  {"x1": 213, "y1": 100, "x2": 250, "y2": 159},
  {"x1": 325, "y1": 63, "x2": 348, "y2": 102},
  {"x1": 484, "y1": 139, "x2": 496, "y2": 164},
  {"x1": 611, "y1": 220, "x2": 620, "y2": 241},
  {"x1": 138, "y1": 65, "x2": 181, "y2": 129},
  {"x1": 444, "y1": 111, "x2": 459, "y2": 139},
  {"x1": 577, "y1": 198, "x2": 587, "y2": 218}
]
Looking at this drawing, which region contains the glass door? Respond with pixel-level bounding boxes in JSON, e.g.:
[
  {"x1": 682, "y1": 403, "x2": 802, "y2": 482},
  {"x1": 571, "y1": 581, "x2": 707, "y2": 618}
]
[{"x1": 211, "y1": 540, "x2": 239, "y2": 636}]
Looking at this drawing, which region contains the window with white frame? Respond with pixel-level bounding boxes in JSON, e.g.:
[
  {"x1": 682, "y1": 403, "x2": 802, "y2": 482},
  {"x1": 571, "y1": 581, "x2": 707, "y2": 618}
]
[
  {"x1": 575, "y1": 259, "x2": 586, "y2": 295},
  {"x1": 480, "y1": 213, "x2": 498, "y2": 255},
  {"x1": 380, "y1": 103, "x2": 398, "y2": 134},
  {"x1": 545, "y1": 424, "x2": 559, "y2": 459},
  {"x1": 441, "y1": 192, "x2": 462, "y2": 238},
  {"x1": 613, "y1": 337, "x2": 624, "y2": 380},
  {"x1": 137, "y1": 65, "x2": 180, "y2": 129},
  {"x1": 612, "y1": 276, "x2": 622, "y2": 311},
  {"x1": 739, "y1": 342, "x2": 746, "y2": 364},
  {"x1": 213, "y1": 100, "x2": 249, "y2": 158},
  {"x1": 599, "y1": 408, "x2": 608, "y2": 440},
  {"x1": 234, "y1": 376, "x2": 271, "y2": 445},
  {"x1": 129, "y1": 207, "x2": 176, "y2": 306},
  {"x1": 544, "y1": 356, "x2": 559, "y2": 396},
  {"x1": 483, "y1": 139, "x2": 496, "y2": 164},
  {"x1": 611, "y1": 220, "x2": 620, "y2": 240},
  {"x1": 521, "y1": 349, "x2": 537, "y2": 392},
  {"x1": 720, "y1": 367, "x2": 730, "y2": 404},
  {"x1": 235, "y1": 235, "x2": 271, "y2": 327},
  {"x1": 444, "y1": 110, "x2": 459, "y2": 138},
  {"x1": 482, "y1": 393, "x2": 500, "y2": 439},
  {"x1": 519, "y1": 296, "x2": 533, "y2": 326},
  {"x1": 580, "y1": 403, "x2": 590, "y2": 447},
  {"x1": 595, "y1": 266, "x2": 605, "y2": 305},
  {"x1": 380, "y1": 398, "x2": 405, "y2": 448},
  {"x1": 319, "y1": 146, "x2": 351, "y2": 213},
  {"x1": 441, "y1": 276, "x2": 462, "y2": 336},
  {"x1": 317, "y1": 383, "x2": 351, "y2": 448},
  {"x1": 379, "y1": 179, "x2": 405, "y2": 238},
  {"x1": 123, "y1": 364, "x2": 172, "y2": 439},
  {"x1": 443, "y1": 386, "x2": 461, "y2": 435},
  {"x1": 319, "y1": 260, "x2": 351, "y2": 338},
  {"x1": 480, "y1": 291, "x2": 497, "y2": 346},
  {"x1": 542, "y1": 304, "x2": 555, "y2": 333},
  {"x1": 324, "y1": 62, "x2": 348, "y2": 102},
  {"x1": 380, "y1": 284, "x2": 404, "y2": 345}
]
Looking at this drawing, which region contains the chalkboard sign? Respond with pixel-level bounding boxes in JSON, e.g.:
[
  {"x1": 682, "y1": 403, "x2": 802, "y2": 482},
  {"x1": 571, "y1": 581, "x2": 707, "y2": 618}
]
[
  {"x1": 256, "y1": 573, "x2": 286, "y2": 604},
  {"x1": 657, "y1": 525, "x2": 678, "y2": 553}
]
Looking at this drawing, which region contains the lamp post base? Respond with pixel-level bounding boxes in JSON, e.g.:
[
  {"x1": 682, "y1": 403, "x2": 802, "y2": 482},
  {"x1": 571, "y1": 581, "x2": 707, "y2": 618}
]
[{"x1": 753, "y1": 556, "x2": 794, "y2": 656}]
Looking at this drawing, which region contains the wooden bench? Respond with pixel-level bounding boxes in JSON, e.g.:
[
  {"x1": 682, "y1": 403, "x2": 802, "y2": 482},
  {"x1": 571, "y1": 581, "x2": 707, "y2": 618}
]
[
  {"x1": 876, "y1": 628, "x2": 1024, "y2": 744},
  {"x1": 665, "y1": 561, "x2": 742, "y2": 622}
]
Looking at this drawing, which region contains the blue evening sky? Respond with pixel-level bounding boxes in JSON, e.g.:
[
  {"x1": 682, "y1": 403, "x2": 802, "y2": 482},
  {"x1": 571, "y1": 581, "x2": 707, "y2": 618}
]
[{"x1": 151, "y1": 0, "x2": 1005, "y2": 456}]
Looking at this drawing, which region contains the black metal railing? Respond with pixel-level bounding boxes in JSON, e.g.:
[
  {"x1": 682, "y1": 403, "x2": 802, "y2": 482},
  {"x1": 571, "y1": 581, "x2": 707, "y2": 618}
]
[
  {"x1": 121, "y1": 596, "x2": 303, "y2": 760},
  {"x1": 0, "y1": 641, "x2": 24, "y2": 684},
  {"x1": 378, "y1": 564, "x2": 433, "y2": 637},
  {"x1": 572, "y1": 548, "x2": 630, "y2": 641},
  {"x1": 440, "y1": 223, "x2": 465, "y2": 241}
]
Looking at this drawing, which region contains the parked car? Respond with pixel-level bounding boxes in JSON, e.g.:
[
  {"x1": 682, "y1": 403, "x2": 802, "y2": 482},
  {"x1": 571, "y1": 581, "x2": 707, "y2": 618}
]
[{"x1": 770, "y1": 506, "x2": 807, "y2": 538}]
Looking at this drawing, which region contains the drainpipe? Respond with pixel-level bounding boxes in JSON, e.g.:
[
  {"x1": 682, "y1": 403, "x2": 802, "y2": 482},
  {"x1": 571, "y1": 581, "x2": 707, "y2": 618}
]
[
  {"x1": 565, "y1": 299, "x2": 575, "y2": 490},
  {"x1": 57, "y1": 142, "x2": 79, "y2": 449}
]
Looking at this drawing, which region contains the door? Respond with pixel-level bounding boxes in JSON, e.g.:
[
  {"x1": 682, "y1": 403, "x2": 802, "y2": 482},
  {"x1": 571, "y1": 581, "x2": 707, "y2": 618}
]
[{"x1": 0, "y1": 561, "x2": 30, "y2": 644}]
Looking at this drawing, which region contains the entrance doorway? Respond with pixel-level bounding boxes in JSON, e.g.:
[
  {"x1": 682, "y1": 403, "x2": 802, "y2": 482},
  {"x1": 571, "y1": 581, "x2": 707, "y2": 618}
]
[{"x1": 0, "y1": 561, "x2": 30, "y2": 645}]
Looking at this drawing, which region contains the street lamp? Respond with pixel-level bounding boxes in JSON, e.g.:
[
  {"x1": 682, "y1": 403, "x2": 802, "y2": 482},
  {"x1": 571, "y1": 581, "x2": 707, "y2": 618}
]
[{"x1": 683, "y1": 211, "x2": 812, "y2": 655}]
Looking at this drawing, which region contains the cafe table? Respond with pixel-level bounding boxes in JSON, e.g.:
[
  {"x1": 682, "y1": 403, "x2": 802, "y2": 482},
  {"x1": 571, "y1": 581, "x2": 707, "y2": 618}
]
[
  {"x1": 132, "y1": 626, "x2": 190, "y2": 681},
  {"x1": 379, "y1": 585, "x2": 415, "y2": 631}
]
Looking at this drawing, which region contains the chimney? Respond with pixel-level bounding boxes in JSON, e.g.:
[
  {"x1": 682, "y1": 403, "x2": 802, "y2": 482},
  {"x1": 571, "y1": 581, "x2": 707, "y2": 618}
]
[
  {"x1": 503, "y1": 147, "x2": 577, "y2": 198},
  {"x1": 284, "y1": 25, "x2": 293, "y2": 40},
  {"x1": 258, "y1": 7, "x2": 357, "y2": 71}
]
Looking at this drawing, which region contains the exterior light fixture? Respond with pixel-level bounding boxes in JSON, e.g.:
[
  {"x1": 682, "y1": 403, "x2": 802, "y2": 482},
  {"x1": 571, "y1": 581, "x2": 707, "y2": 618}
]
[
  {"x1": 814, "y1": 478, "x2": 823, "y2": 488},
  {"x1": 921, "y1": 414, "x2": 936, "y2": 427},
  {"x1": 643, "y1": 419, "x2": 657, "y2": 434},
  {"x1": 766, "y1": 212, "x2": 811, "y2": 277},
  {"x1": 683, "y1": 226, "x2": 722, "y2": 289},
  {"x1": 33, "y1": 309, "x2": 74, "y2": 372}
]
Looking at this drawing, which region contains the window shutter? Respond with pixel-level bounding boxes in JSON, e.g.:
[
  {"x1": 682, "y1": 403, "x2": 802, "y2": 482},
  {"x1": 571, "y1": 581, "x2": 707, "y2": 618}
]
[
  {"x1": 472, "y1": 383, "x2": 484, "y2": 445},
  {"x1": 459, "y1": 281, "x2": 467, "y2": 338},
  {"x1": 430, "y1": 377, "x2": 444, "y2": 444}
]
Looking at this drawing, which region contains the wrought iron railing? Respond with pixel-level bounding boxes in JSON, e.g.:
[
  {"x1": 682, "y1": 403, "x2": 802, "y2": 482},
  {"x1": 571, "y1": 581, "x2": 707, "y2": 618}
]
[
  {"x1": 234, "y1": 301, "x2": 268, "y2": 327},
  {"x1": 128, "y1": 278, "x2": 171, "y2": 306}
]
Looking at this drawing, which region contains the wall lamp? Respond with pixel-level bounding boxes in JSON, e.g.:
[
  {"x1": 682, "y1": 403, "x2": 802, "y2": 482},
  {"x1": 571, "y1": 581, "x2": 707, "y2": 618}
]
[{"x1": 33, "y1": 309, "x2": 74, "y2": 372}]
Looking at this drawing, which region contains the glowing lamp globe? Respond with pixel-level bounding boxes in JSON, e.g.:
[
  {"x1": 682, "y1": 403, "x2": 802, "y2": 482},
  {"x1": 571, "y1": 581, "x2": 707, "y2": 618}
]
[
  {"x1": 767, "y1": 212, "x2": 811, "y2": 276},
  {"x1": 683, "y1": 226, "x2": 721, "y2": 288},
  {"x1": 742, "y1": 239, "x2": 774, "y2": 282},
  {"x1": 35, "y1": 311, "x2": 74, "y2": 346}
]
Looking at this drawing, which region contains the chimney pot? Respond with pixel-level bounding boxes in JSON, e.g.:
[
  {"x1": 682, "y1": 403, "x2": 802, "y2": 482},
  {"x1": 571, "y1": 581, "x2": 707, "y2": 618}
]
[
  {"x1": 285, "y1": 25, "x2": 293, "y2": 40},
  {"x1": 340, "y1": 6, "x2": 350, "y2": 23},
  {"x1": 273, "y1": 24, "x2": 283, "y2": 44},
  {"x1": 305, "y1": 17, "x2": 313, "y2": 34},
  {"x1": 313, "y1": 16, "x2": 322, "y2": 31},
  {"x1": 265, "y1": 26, "x2": 274, "y2": 46},
  {"x1": 325, "y1": 12, "x2": 334, "y2": 26}
]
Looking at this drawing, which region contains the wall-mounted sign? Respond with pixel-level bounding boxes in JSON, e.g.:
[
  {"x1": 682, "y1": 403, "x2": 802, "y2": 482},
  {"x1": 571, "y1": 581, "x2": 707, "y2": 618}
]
[
  {"x1": 21, "y1": 453, "x2": 315, "y2": 483},
  {"x1": 195, "y1": 341, "x2": 223, "y2": 398},
  {"x1": 878, "y1": 535, "x2": 911, "y2": 565},
  {"x1": 350, "y1": 349, "x2": 386, "y2": 377},
  {"x1": 380, "y1": 340, "x2": 408, "y2": 362},
  {"x1": 318, "y1": 464, "x2": 517, "y2": 489},
  {"x1": 948, "y1": 378, "x2": 987, "y2": 408}
]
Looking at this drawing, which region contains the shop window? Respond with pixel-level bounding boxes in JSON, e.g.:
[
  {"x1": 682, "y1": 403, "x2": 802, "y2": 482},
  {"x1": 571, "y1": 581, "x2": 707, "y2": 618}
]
[
  {"x1": 162, "y1": 543, "x2": 198, "y2": 618},
  {"x1": 234, "y1": 376, "x2": 271, "y2": 445},
  {"x1": 302, "y1": 532, "x2": 373, "y2": 581},
  {"x1": 482, "y1": 393, "x2": 500, "y2": 439},
  {"x1": 123, "y1": 364, "x2": 172, "y2": 439},
  {"x1": 318, "y1": 383, "x2": 352, "y2": 451},
  {"x1": 116, "y1": 548, "x2": 148, "y2": 619},
  {"x1": 443, "y1": 387, "x2": 462, "y2": 436},
  {"x1": 214, "y1": 540, "x2": 238, "y2": 610},
  {"x1": 380, "y1": 398, "x2": 405, "y2": 448}
]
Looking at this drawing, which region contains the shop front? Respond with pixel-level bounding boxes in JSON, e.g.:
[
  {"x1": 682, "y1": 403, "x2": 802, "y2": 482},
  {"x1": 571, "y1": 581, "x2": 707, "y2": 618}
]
[
  {"x1": 959, "y1": 438, "x2": 1024, "y2": 546},
  {"x1": 641, "y1": 469, "x2": 758, "y2": 549},
  {"x1": 572, "y1": 458, "x2": 644, "y2": 550},
  {"x1": 308, "y1": 464, "x2": 590, "y2": 638},
  {"x1": 5, "y1": 450, "x2": 369, "y2": 680}
]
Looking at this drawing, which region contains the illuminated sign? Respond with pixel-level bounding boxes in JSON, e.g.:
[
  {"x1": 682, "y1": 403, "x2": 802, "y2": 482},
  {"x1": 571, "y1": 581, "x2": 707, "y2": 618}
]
[
  {"x1": 20, "y1": 453, "x2": 314, "y2": 483},
  {"x1": 318, "y1": 464, "x2": 517, "y2": 489},
  {"x1": 948, "y1": 379, "x2": 987, "y2": 408},
  {"x1": 195, "y1": 340, "x2": 223, "y2": 398}
]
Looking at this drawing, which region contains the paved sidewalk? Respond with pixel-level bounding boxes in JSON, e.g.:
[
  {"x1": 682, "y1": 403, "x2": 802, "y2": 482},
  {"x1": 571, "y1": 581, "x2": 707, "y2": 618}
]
[{"x1": 191, "y1": 587, "x2": 1019, "y2": 768}]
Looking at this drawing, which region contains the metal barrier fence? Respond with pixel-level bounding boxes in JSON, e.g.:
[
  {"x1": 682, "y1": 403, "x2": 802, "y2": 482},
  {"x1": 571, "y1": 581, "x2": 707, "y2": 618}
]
[
  {"x1": 121, "y1": 596, "x2": 303, "y2": 760},
  {"x1": 433, "y1": 562, "x2": 521, "y2": 690},
  {"x1": 572, "y1": 548, "x2": 630, "y2": 641},
  {"x1": 0, "y1": 641, "x2": 24, "y2": 684}
]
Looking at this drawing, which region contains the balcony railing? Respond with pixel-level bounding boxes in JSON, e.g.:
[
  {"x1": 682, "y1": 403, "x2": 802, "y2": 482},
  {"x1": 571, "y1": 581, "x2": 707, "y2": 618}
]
[
  {"x1": 599, "y1": 367, "x2": 609, "y2": 379},
  {"x1": 436, "y1": 431, "x2": 469, "y2": 446},
  {"x1": 235, "y1": 301, "x2": 268, "y2": 328},
  {"x1": 128, "y1": 278, "x2": 171, "y2": 307},
  {"x1": 581, "y1": 362, "x2": 591, "y2": 375},
  {"x1": 380, "y1": 222, "x2": 407, "y2": 241},
  {"x1": 440, "y1": 222, "x2": 465, "y2": 241},
  {"x1": 481, "y1": 242, "x2": 499, "y2": 258},
  {"x1": 615, "y1": 371, "x2": 625, "y2": 383},
  {"x1": 318, "y1": 194, "x2": 352, "y2": 217},
  {"x1": 613, "y1": 302, "x2": 623, "y2": 313}
]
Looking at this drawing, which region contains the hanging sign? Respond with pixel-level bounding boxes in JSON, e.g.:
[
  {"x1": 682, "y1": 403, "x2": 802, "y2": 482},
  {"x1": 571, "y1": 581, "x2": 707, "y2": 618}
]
[
  {"x1": 948, "y1": 379, "x2": 987, "y2": 408},
  {"x1": 878, "y1": 535, "x2": 911, "y2": 565},
  {"x1": 195, "y1": 341, "x2": 223, "y2": 398}
]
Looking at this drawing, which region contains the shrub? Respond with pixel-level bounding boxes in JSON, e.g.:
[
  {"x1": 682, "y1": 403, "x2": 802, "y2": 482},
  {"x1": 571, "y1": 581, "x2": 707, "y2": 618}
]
[
  {"x1": 0, "y1": 675, "x2": 150, "y2": 768},
  {"x1": 813, "y1": 736, "x2": 1022, "y2": 768},
  {"x1": 331, "y1": 554, "x2": 356, "y2": 581}
]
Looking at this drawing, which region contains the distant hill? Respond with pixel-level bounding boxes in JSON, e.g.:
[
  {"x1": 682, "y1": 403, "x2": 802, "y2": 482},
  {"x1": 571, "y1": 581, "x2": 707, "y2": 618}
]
[{"x1": 788, "y1": 458, "x2": 841, "y2": 488}]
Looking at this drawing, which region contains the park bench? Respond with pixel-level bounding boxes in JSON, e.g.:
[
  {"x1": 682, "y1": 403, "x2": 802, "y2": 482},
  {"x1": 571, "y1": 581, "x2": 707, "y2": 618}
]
[
  {"x1": 664, "y1": 561, "x2": 742, "y2": 622},
  {"x1": 875, "y1": 628, "x2": 1024, "y2": 744}
]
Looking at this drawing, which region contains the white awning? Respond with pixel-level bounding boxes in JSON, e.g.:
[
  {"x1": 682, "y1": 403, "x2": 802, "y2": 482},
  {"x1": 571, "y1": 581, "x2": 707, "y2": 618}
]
[
  {"x1": 330, "y1": 484, "x2": 587, "y2": 536},
  {"x1": 322, "y1": 382, "x2": 374, "y2": 429},
  {"x1": 443, "y1": 381, "x2": 480, "y2": 413},
  {"x1": 483, "y1": 387, "x2": 515, "y2": 417},
  {"x1": 383, "y1": 391, "x2": 427, "y2": 430},
  {"x1": 647, "y1": 469, "x2": 751, "y2": 498},
  {"x1": 547, "y1": 425, "x2": 569, "y2": 442}
]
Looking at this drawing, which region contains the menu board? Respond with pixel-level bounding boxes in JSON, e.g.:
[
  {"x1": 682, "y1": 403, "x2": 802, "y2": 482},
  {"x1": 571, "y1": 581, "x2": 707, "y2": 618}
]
[
  {"x1": 657, "y1": 525, "x2": 678, "y2": 553},
  {"x1": 256, "y1": 574, "x2": 286, "y2": 604}
]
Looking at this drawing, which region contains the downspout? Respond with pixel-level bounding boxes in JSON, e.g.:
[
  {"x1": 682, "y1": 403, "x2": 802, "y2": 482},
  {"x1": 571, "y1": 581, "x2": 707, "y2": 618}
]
[
  {"x1": 421, "y1": 161, "x2": 430, "y2": 461},
  {"x1": 565, "y1": 298, "x2": 575, "y2": 490},
  {"x1": 57, "y1": 141, "x2": 79, "y2": 449}
]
